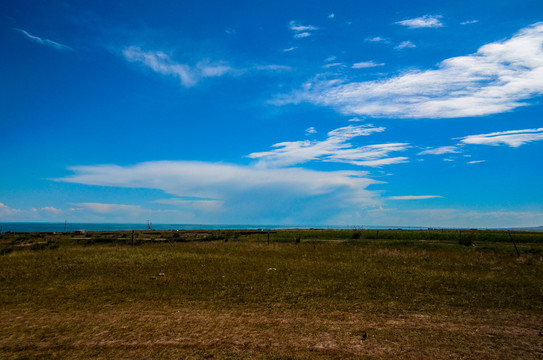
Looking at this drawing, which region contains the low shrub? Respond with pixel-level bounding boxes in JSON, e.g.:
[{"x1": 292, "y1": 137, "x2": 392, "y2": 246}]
[{"x1": 0, "y1": 247, "x2": 13, "y2": 255}]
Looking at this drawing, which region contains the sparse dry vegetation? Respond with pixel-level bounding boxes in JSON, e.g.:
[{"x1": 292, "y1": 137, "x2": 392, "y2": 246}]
[{"x1": 0, "y1": 229, "x2": 542, "y2": 359}]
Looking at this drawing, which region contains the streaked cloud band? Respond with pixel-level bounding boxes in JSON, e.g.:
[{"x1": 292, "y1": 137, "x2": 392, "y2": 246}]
[{"x1": 278, "y1": 23, "x2": 543, "y2": 119}]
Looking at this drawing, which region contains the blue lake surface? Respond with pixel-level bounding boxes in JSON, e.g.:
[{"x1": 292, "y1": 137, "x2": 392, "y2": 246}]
[{"x1": 0, "y1": 222, "x2": 427, "y2": 233}]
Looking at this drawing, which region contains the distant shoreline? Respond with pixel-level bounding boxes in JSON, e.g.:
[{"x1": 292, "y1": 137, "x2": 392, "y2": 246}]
[{"x1": 1, "y1": 222, "x2": 541, "y2": 233}]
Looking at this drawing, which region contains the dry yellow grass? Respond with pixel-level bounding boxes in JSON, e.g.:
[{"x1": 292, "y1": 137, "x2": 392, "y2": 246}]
[
  {"x1": 1, "y1": 306, "x2": 541, "y2": 359},
  {"x1": 0, "y1": 231, "x2": 542, "y2": 359}
]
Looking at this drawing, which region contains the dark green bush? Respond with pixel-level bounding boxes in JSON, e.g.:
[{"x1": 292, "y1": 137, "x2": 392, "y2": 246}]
[
  {"x1": 458, "y1": 237, "x2": 474, "y2": 246},
  {"x1": 0, "y1": 247, "x2": 13, "y2": 255},
  {"x1": 30, "y1": 243, "x2": 47, "y2": 251}
]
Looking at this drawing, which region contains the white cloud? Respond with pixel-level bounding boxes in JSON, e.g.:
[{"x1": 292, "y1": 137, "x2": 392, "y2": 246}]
[
  {"x1": 418, "y1": 146, "x2": 460, "y2": 155},
  {"x1": 123, "y1": 47, "x2": 198, "y2": 86},
  {"x1": 122, "y1": 46, "x2": 239, "y2": 87},
  {"x1": 289, "y1": 21, "x2": 318, "y2": 39},
  {"x1": 16, "y1": 29, "x2": 72, "y2": 51},
  {"x1": 55, "y1": 161, "x2": 381, "y2": 224},
  {"x1": 68, "y1": 202, "x2": 190, "y2": 222},
  {"x1": 294, "y1": 32, "x2": 312, "y2": 39},
  {"x1": 365, "y1": 36, "x2": 388, "y2": 43},
  {"x1": 197, "y1": 60, "x2": 234, "y2": 77},
  {"x1": 396, "y1": 15, "x2": 443, "y2": 29},
  {"x1": 459, "y1": 128, "x2": 543, "y2": 147},
  {"x1": 323, "y1": 62, "x2": 345, "y2": 69},
  {"x1": 283, "y1": 47, "x2": 297, "y2": 52},
  {"x1": 289, "y1": 21, "x2": 318, "y2": 32},
  {"x1": 352, "y1": 61, "x2": 385, "y2": 69},
  {"x1": 467, "y1": 160, "x2": 486, "y2": 164},
  {"x1": 461, "y1": 20, "x2": 479, "y2": 25},
  {"x1": 395, "y1": 40, "x2": 416, "y2": 49},
  {"x1": 0, "y1": 203, "x2": 65, "y2": 221},
  {"x1": 39, "y1": 206, "x2": 63, "y2": 215},
  {"x1": 0, "y1": 202, "x2": 20, "y2": 216},
  {"x1": 76, "y1": 202, "x2": 146, "y2": 216},
  {"x1": 361, "y1": 208, "x2": 543, "y2": 228},
  {"x1": 123, "y1": 47, "x2": 287, "y2": 86},
  {"x1": 248, "y1": 124, "x2": 408, "y2": 168},
  {"x1": 58, "y1": 162, "x2": 377, "y2": 199},
  {"x1": 351, "y1": 156, "x2": 409, "y2": 167},
  {"x1": 388, "y1": 195, "x2": 443, "y2": 200},
  {"x1": 256, "y1": 64, "x2": 292, "y2": 72},
  {"x1": 277, "y1": 23, "x2": 543, "y2": 119},
  {"x1": 328, "y1": 13, "x2": 335, "y2": 19},
  {"x1": 155, "y1": 198, "x2": 223, "y2": 212},
  {"x1": 305, "y1": 126, "x2": 317, "y2": 135}
]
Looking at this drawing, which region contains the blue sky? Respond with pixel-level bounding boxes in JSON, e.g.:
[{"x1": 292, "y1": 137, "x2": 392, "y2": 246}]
[{"x1": 1, "y1": 0, "x2": 542, "y2": 227}]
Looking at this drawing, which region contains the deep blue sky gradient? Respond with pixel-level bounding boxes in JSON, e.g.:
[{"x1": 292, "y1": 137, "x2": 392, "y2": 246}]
[{"x1": 1, "y1": 0, "x2": 542, "y2": 227}]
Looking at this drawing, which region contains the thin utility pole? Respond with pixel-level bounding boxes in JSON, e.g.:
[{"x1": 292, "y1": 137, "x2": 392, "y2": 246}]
[{"x1": 508, "y1": 231, "x2": 520, "y2": 257}]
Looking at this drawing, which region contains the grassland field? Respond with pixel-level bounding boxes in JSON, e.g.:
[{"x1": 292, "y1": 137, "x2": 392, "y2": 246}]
[{"x1": 1, "y1": 229, "x2": 542, "y2": 359}]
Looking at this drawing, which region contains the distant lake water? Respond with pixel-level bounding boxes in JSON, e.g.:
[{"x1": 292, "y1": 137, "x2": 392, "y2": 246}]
[{"x1": 0, "y1": 223, "x2": 426, "y2": 233}]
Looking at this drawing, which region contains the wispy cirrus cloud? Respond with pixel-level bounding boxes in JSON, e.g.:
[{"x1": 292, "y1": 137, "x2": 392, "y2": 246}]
[
  {"x1": 16, "y1": 29, "x2": 72, "y2": 51},
  {"x1": 122, "y1": 46, "x2": 235, "y2": 87},
  {"x1": 396, "y1": 15, "x2": 443, "y2": 29},
  {"x1": 388, "y1": 195, "x2": 443, "y2": 200},
  {"x1": 248, "y1": 125, "x2": 408, "y2": 168},
  {"x1": 289, "y1": 20, "x2": 318, "y2": 38},
  {"x1": 123, "y1": 46, "x2": 288, "y2": 86},
  {"x1": 352, "y1": 61, "x2": 385, "y2": 69},
  {"x1": 294, "y1": 32, "x2": 312, "y2": 38},
  {"x1": 323, "y1": 62, "x2": 345, "y2": 69},
  {"x1": 467, "y1": 160, "x2": 486, "y2": 164},
  {"x1": 459, "y1": 128, "x2": 543, "y2": 147},
  {"x1": 461, "y1": 20, "x2": 479, "y2": 25},
  {"x1": 277, "y1": 23, "x2": 543, "y2": 119},
  {"x1": 255, "y1": 64, "x2": 292, "y2": 72},
  {"x1": 418, "y1": 146, "x2": 460, "y2": 155},
  {"x1": 395, "y1": 40, "x2": 416, "y2": 50},
  {"x1": 365, "y1": 36, "x2": 389, "y2": 43}
]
